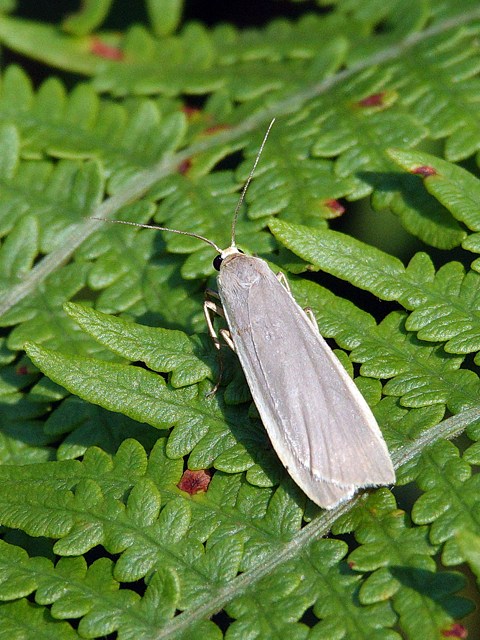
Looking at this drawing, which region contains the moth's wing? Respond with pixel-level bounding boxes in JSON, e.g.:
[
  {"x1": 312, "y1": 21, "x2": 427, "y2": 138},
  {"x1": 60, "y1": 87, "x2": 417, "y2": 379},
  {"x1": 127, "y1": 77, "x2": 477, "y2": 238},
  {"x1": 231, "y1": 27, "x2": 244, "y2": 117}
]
[{"x1": 218, "y1": 256, "x2": 395, "y2": 509}]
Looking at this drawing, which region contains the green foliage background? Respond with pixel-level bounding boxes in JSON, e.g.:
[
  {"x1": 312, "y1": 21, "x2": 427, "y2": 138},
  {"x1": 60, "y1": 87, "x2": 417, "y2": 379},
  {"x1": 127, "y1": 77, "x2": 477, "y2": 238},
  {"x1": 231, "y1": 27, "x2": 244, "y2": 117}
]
[{"x1": 0, "y1": 0, "x2": 478, "y2": 637}]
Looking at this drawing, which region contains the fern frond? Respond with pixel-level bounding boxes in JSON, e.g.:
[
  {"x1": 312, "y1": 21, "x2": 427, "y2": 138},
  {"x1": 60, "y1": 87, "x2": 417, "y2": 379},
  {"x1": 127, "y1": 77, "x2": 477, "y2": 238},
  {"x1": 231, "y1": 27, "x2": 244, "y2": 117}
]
[
  {"x1": 271, "y1": 220, "x2": 480, "y2": 372},
  {"x1": 0, "y1": 2, "x2": 478, "y2": 637},
  {"x1": 65, "y1": 302, "x2": 215, "y2": 387}
]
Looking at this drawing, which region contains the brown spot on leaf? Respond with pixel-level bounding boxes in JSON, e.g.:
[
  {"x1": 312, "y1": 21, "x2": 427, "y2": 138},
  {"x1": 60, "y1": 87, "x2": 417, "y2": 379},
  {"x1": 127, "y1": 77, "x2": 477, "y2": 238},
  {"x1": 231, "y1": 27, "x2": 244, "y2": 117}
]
[
  {"x1": 177, "y1": 158, "x2": 192, "y2": 174},
  {"x1": 442, "y1": 623, "x2": 468, "y2": 638},
  {"x1": 412, "y1": 165, "x2": 437, "y2": 177},
  {"x1": 324, "y1": 199, "x2": 345, "y2": 217},
  {"x1": 16, "y1": 365, "x2": 29, "y2": 375},
  {"x1": 90, "y1": 37, "x2": 124, "y2": 60},
  {"x1": 181, "y1": 106, "x2": 202, "y2": 119},
  {"x1": 203, "y1": 124, "x2": 230, "y2": 135},
  {"x1": 358, "y1": 92, "x2": 386, "y2": 107},
  {"x1": 178, "y1": 469, "x2": 212, "y2": 495}
]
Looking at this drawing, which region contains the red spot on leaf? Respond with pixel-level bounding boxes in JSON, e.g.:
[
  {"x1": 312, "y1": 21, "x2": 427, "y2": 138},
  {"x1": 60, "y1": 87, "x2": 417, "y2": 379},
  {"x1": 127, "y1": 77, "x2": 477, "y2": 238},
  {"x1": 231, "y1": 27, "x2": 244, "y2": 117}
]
[
  {"x1": 412, "y1": 165, "x2": 437, "y2": 177},
  {"x1": 203, "y1": 124, "x2": 230, "y2": 135},
  {"x1": 324, "y1": 199, "x2": 345, "y2": 217},
  {"x1": 358, "y1": 92, "x2": 386, "y2": 107},
  {"x1": 90, "y1": 37, "x2": 124, "y2": 60},
  {"x1": 442, "y1": 623, "x2": 468, "y2": 638},
  {"x1": 181, "y1": 106, "x2": 202, "y2": 119},
  {"x1": 177, "y1": 158, "x2": 192, "y2": 174},
  {"x1": 178, "y1": 469, "x2": 212, "y2": 495},
  {"x1": 348, "y1": 561, "x2": 356, "y2": 569},
  {"x1": 16, "y1": 366, "x2": 29, "y2": 375}
]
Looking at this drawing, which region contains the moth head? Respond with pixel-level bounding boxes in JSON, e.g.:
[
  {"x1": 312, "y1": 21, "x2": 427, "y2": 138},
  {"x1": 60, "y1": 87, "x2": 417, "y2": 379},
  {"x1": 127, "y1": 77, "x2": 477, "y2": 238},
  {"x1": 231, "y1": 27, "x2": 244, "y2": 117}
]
[{"x1": 213, "y1": 247, "x2": 244, "y2": 271}]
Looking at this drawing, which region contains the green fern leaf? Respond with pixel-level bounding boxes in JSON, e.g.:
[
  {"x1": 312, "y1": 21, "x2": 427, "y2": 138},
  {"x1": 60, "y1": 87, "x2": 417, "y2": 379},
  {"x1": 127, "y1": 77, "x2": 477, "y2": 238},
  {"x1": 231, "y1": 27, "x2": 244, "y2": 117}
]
[
  {"x1": 64, "y1": 302, "x2": 215, "y2": 387},
  {"x1": 0, "y1": 119, "x2": 104, "y2": 250},
  {"x1": 0, "y1": 599, "x2": 79, "y2": 639},
  {"x1": 334, "y1": 490, "x2": 475, "y2": 633},
  {"x1": 154, "y1": 169, "x2": 275, "y2": 278},
  {"x1": 237, "y1": 109, "x2": 355, "y2": 226},
  {"x1": 62, "y1": 0, "x2": 112, "y2": 36},
  {"x1": 24, "y1": 342, "x2": 266, "y2": 476},
  {"x1": 388, "y1": 148, "x2": 480, "y2": 231},
  {"x1": 44, "y1": 396, "x2": 159, "y2": 460},
  {"x1": 0, "y1": 3, "x2": 478, "y2": 637},
  {"x1": 411, "y1": 439, "x2": 480, "y2": 565},
  {"x1": 0, "y1": 65, "x2": 187, "y2": 182},
  {"x1": 271, "y1": 219, "x2": 480, "y2": 365},
  {"x1": 0, "y1": 216, "x2": 38, "y2": 291},
  {"x1": 456, "y1": 529, "x2": 480, "y2": 586},
  {"x1": 270, "y1": 218, "x2": 408, "y2": 299},
  {"x1": 0, "y1": 263, "x2": 90, "y2": 351},
  {"x1": 146, "y1": 0, "x2": 184, "y2": 37}
]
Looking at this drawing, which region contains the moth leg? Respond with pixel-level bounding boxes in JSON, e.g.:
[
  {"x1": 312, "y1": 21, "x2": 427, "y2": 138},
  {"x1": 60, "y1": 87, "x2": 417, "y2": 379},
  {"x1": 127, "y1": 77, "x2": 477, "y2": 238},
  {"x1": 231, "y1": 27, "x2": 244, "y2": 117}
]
[
  {"x1": 219, "y1": 328, "x2": 235, "y2": 351},
  {"x1": 276, "y1": 271, "x2": 291, "y2": 292},
  {"x1": 205, "y1": 287, "x2": 221, "y2": 301},
  {"x1": 204, "y1": 300, "x2": 236, "y2": 352},
  {"x1": 204, "y1": 296, "x2": 236, "y2": 396},
  {"x1": 204, "y1": 299, "x2": 223, "y2": 396},
  {"x1": 204, "y1": 300, "x2": 224, "y2": 350}
]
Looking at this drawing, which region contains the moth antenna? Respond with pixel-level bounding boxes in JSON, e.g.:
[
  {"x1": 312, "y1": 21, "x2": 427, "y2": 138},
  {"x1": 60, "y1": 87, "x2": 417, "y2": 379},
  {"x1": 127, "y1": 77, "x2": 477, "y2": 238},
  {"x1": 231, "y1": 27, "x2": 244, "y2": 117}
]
[
  {"x1": 230, "y1": 118, "x2": 275, "y2": 247},
  {"x1": 89, "y1": 217, "x2": 223, "y2": 253}
]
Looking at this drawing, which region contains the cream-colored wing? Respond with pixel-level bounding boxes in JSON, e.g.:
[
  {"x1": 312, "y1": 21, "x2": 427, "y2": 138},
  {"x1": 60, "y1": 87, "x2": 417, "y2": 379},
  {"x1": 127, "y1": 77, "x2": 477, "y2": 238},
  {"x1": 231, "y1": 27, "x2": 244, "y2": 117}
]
[{"x1": 218, "y1": 254, "x2": 394, "y2": 509}]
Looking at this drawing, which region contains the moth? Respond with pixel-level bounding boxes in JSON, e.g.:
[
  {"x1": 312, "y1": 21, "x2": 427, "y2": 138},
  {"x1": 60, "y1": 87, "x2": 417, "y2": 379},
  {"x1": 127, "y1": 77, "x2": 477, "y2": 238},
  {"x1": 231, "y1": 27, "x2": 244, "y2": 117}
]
[{"x1": 92, "y1": 120, "x2": 395, "y2": 508}]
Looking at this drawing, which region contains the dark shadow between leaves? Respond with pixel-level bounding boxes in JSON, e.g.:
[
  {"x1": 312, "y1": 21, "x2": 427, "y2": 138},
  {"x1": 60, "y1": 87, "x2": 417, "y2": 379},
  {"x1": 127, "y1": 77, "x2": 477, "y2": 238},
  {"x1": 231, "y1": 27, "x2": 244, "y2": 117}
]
[
  {"x1": 137, "y1": 249, "x2": 207, "y2": 334},
  {"x1": 390, "y1": 565, "x2": 470, "y2": 619},
  {"x1": 358, "y1": 170, "x2": 467, "y2": 254}
]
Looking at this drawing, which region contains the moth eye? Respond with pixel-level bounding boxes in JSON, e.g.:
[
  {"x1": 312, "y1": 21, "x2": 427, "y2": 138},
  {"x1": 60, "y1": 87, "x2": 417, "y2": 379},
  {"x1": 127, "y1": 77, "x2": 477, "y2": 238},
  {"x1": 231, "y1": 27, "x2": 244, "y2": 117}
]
[{"x1": 213, "y1": 255, "x2": 223, "y2": 271}]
